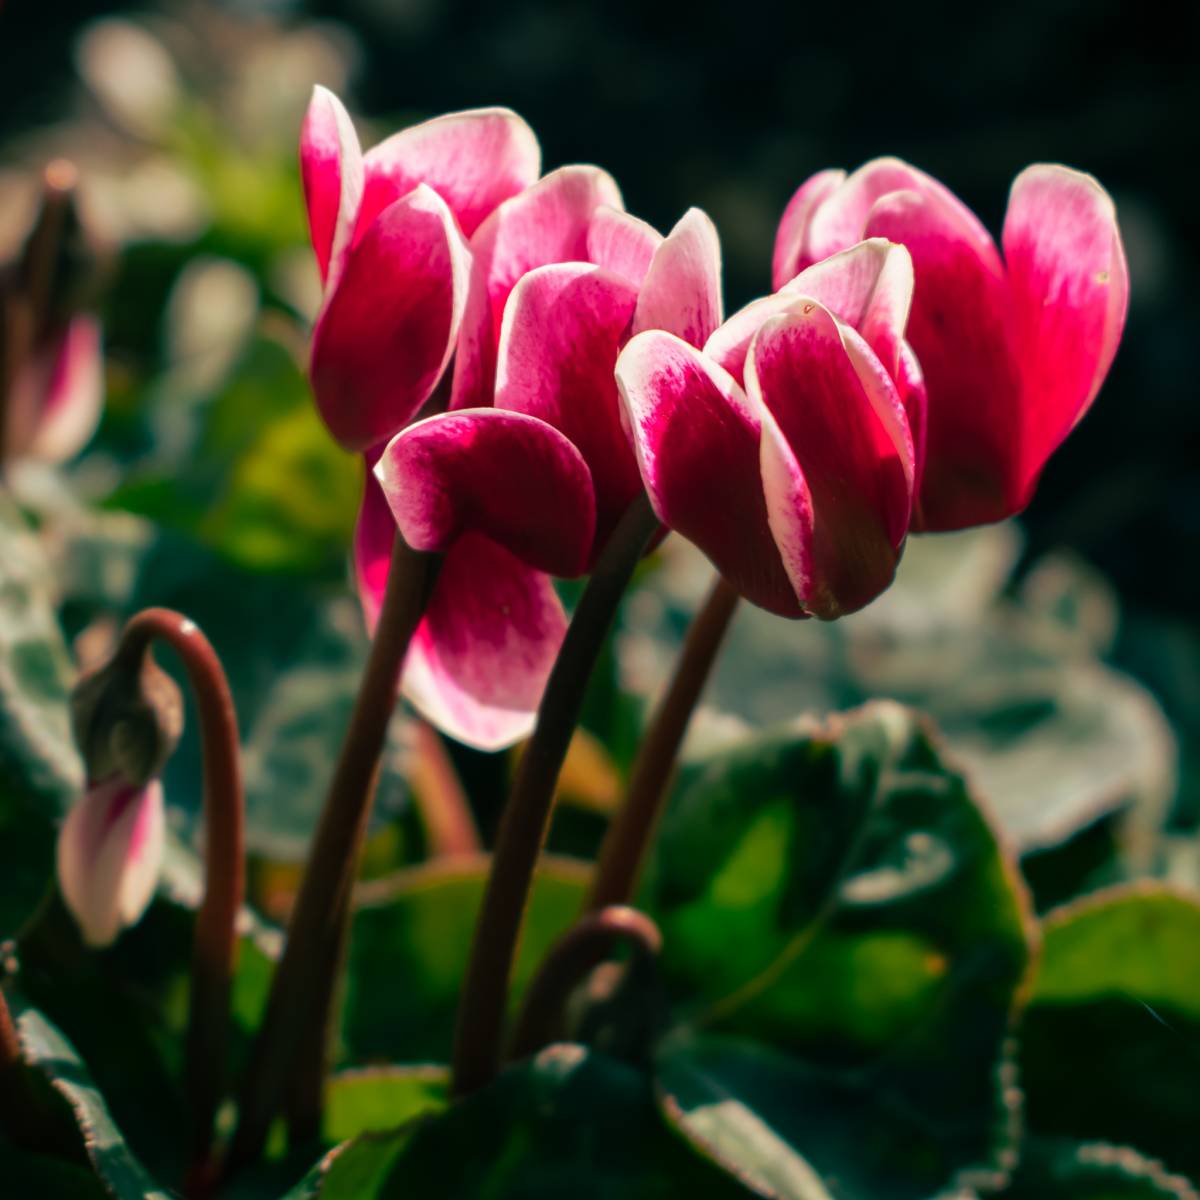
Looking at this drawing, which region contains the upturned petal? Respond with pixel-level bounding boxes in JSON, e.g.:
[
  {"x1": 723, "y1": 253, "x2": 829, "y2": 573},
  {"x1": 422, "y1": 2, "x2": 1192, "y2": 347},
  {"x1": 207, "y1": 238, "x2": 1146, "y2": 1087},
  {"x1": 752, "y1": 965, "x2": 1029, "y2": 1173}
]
[
  {"x1": 616, "y1": 331, "x2": 799, "y2": 616},
  {"x1": 57, "y1": 777, "x2": 165, "y2": 948},
  {"x1": 23, "y1": 316, "x2": 103, "y2": 463},
  {"x1": 586, "y1": 206, "x2": 662, "y2": 287},
  {"x1": 300, "y1": 85, "x2": 364, "y2": 288},
  {"x1": 403, "y1": 533, "x2": 566, "y2": 751},
  {"x1": 451, "y1": 165, "x2": 623, "y2": 410},
  {"x1": 310, "y1": 184, "x2": 471, "y2": 452},
  {"x1": 772, "y1": 168, "x2": 847, "y2": 290},
  {"x1": 747, "y1": 301, "x2": 913, "y2": 619},
  {"x1": 375, "y1": 408, "x2": 596, "y2": 577},
  {"x1": 631, "y1": 207, "x2": 723, "y2": 348},
  {"x1": 356, "y1": 107, "x2": 541, "y2": 243},
  {"x1": 495, "y1": 262, "x2": 642, "y2": 551},
  {"x1": 1001, "y1": 164, "x2": 1129, "y2": 505}
]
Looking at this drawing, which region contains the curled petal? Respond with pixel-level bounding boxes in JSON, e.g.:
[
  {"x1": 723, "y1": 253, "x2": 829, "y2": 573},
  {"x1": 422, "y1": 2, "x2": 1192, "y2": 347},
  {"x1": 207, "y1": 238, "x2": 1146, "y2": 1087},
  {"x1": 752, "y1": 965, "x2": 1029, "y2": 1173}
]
[
  {"x1": 632, "y1": 207, "x2": 723, "y2": 348},
  {"x1": 25, "y1": 316, "x2": 104, "y2": 463},
  {"x1": 311, "y1": 184, "x2": 471, "y2": 452},
  {"x1": 451, "y1": 165, "x2": 623, "y2": 410},
  {"x1": 772, "y1": 168, "x2": 847, "y2": 289},
  {"x1": 705, "y1": 292, "x2": 800, "y2": 386},
  {"x1": 357, "y1": 107, "x2": 541, "y2": 242},
  {"x1": 403, "y1": 533, "x2": 566, "y2": 751},
  {"x1": 747, "y1": 302, "x2": 912, "y2": 619},
  {"x1": 616, "y1": 331, "x2": 799, "y2": 616},
  {"x1": 866, "y1": 187, "x2": 1021, "y2": 530},
  {"x1": 495, "y1": 262, "x2": 641, "y2": 550},
  {"x1": 1002, "y1": 164, "x2": 1129, "y2": 503},
  {"x1": 375, "y1": 408, "x2": 596, "y2": 578},
  {"x1": 300, "y1": 85, "x2": 364, "y2": 288},
  {"x1": 57, "y1": 777, "x2": 165, "y2": 948},
  {"x1": 586, "y1": 206, "x2": 662, "y2": 287}
]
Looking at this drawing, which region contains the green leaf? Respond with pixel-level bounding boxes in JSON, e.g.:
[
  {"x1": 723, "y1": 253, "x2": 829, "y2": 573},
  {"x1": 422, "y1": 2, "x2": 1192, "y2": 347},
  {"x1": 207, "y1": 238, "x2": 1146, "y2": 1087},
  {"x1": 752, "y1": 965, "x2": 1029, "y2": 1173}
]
[
  {"x1": 323, "y1": 1066, "x2": 448, "y2": 1144},
  {"x1": 644, "y1": 701, "x2": 1034, "y2": 1192},
  {"x1": 0, "y1": 1145, "x2": 109, "y2": 1199},
  {"x1": 295, "y1": 1044, "x2": 753, "y2": 1199},
  {"x1": 341, "y1": 857, "x2": 590, "y2": 1065},
  {"x1": 993, "y1": 1138, "x2": 1199, "y2": 1199},
  {"x1": 1020, "y1": 884, "x2": 1200, "y2": 1179}
]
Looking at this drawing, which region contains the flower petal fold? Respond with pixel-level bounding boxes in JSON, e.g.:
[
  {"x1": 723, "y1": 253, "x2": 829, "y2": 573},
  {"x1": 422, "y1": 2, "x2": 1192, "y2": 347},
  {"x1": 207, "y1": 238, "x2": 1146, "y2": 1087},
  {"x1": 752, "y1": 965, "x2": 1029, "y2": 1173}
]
[
  {"x1": 375, "y1": 408, "x2": 596, "y2": 577},
  {"x1": 357, "y1": 107, "x2": 541, "y2": 242},
  {"x1": 57, "y1": 777, "x2": 165, "y2": 948},
  {"x1": 403, "y1": 533, "x2": 566, "y2": 751},
  {"x1": 310, "y1": 183, "x2": 471, "y2": 452},
  {"x1": 772, "y1": 168, "x2": 847, "y2": 289},
  {"x1": 495, "y1": 262, "x2": 642, "y2": 549},
  {"x1": 25, "y1": 316, "x2": 104, "y2": 463},
  {"x1": 586, "y1": 206, "x2": 662, "y2": 287},
  {"x1": 1001, "y1": 163, "x2": 1129, "y2": 502},
  {"x1": 631, "y1": 207, "x2": 723, "y2": 348},
  {"x1": 300, "y1": 84, "x2": 364, "y2": 288},
  {"x1": 616, "y1": 331, "x2": 799, "y2": 616}
]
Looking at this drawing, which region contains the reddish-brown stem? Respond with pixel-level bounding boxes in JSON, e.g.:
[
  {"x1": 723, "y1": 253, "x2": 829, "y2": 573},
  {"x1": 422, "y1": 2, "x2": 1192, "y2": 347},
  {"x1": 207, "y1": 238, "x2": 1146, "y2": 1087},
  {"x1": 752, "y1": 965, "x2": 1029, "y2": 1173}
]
[
  {"x1": 117, "y1": 608, "x2": 244, "y2": 1187},
  {"x1": 507, "y1": 906, "x2": 661, "y2": 1060},
  {"x1": 585, "y1": 574, "x2": 739, "y2": 913},
  {"x1": 226, "y1": 533, "x2": 438, "y2": 1174},
  {"x1": 450, "y1": 495, "x2": 660, "y2": 1098}
]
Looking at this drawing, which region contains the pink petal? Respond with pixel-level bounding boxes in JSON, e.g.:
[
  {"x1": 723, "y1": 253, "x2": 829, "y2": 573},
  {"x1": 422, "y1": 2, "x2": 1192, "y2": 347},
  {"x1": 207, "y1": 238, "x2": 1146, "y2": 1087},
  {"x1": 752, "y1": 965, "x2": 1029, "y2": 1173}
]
[
  {"x1": 747, "y1": 302, "x2": 912, "y2": 619},
  {"x1": 1001, "y1": 164, "x2": 1129, "y2": 504},
  {"x1": 631, "y1": 207, "x2": 723, "y2": 348},
  {"x1": 450, "y1": 165, "x2": 624, "y2": 410},
  {"x1": 865, "y1": 187, "x2": 1022, "y2": 531},
  {"x1": 375, "y1": 408, "x2": 596, "y2": 577},
  {"x1": 586, "y1": 206, "x2": 662, "y2": 286},
  {"x1": 356, "y1": 107, "x2": 541, "y2": 243},
  {"x1": 57, "y1": 777, "x2": 165, "y2": 948},
  {"x1": 495, "y1": 262, "x2": 642, "y2": 552},
  {"x1": 704, "y1": 293, "x2": 801, "y2": 386},
  {"x1": 353, "y1": 454, "x2": 394, "y2": 634},
  {"x1": 310, "y1": 183, "x2": 471, "y2": 452},
  {"x1": 772, "y1": 168, "x2": 847, "y2": 290},
  {"x1": 26, "y1": 316, "x2": 104, "y2": 463},
  {"x1": 616, "y1": 331, "x2": 800, "y2": 616},
  {"x1": 403, "y1": 533, "x2": 566, "y2": 751},
  {"x1": 896, "y1": 339, "x2": 929, "y2": 497},
  {"x1": 300, "y1": 85, "x2": 364, "y2": 288}
]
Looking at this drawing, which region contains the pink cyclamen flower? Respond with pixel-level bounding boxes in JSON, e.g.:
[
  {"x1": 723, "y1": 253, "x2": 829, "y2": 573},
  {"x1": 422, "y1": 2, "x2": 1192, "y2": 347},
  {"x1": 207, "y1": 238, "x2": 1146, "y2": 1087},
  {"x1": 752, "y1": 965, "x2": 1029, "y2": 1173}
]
[
  {"x1": 56, "y1": 776, "x2": 165, "y2": 948},
  {"x1": 615, "y1": 238, "x2": 918, "y2": 620},
  {"x1": 773, "y1": 159, "x2": 1128, "y2": 530},
  {"x1": 367, "y1": 197, "x2": 723, "y2": 749}
]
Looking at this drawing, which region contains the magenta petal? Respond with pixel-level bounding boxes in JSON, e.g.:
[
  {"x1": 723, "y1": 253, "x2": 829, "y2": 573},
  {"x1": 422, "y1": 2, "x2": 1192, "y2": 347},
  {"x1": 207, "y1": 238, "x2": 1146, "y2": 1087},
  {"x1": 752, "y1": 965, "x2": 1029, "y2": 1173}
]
[
  {"x1": 865, "y1": 187, "x2": 1022, "y2": 530},
  {"x1": 631, "y1": 208, "x2": 723, "y2": 348},
  {"x1": 495, "y1": 262, "x2": 642, "y2": 550},
  {"x1": 896, "y1": 339, "x2": 929, "y2": 499},
  {"x1": 704, "y1": 293, "x2": 801, "y2": 386},
  {"x1": 356, "y1": 107, "x2": 540, "y2": 243},
  {"x1": 300, "y1": 85, "x2": 364, "y2": 287},
  {"x1": 586, "y1": 206, "x2": 662, "y2": 287},
  {"x1": 450, "y1": 165, "x2": 624, "y2": 411},
  {"x1": 353, "y1": 456, "x2": 393, "y2": 634},
  {"x1": 747, "y1": 303, "x2": 912, "y2": 619},
  {"x1": 772, "y1": 168, "x2": 847, "y2": 289},
  {"x1": 1001, "y1": 164, "x2": 1129, "y2": 504},
  {"x1": 616, "y1": 331, "x2": 800, "y2": 617},
  {"x1": 375, "y1": 408, "x2": 596, "y2": 577},
  {"x1": 403, "y1": 533, "x2": 566, "y2": 751},
  {"x1": 26, "y1": 315, "x2": 103, "y2": 463},
  {"x1": 310, "y1": 184, "x2": 471, "y2": 452}
]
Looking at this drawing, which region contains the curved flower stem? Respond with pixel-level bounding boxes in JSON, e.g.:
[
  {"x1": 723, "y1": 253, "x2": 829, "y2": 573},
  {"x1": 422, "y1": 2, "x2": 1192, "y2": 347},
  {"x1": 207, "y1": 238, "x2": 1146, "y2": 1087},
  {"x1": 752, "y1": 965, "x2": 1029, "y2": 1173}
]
[
  {"x1": 585, "y1": 574, "x2": 739, "y2": 913},
  {"x1": 450, "y1": 495, "x2": 660, "y2": 1099},
  {"x1": 226, "y1": 533, "x2": 438, "y2": 1175},
  {"x1": 507, "y1": 905, "x2": 661, "y2": 1060},
  {"x1": 116, "y1": 608, "x2": 244, "y2": 1188}
]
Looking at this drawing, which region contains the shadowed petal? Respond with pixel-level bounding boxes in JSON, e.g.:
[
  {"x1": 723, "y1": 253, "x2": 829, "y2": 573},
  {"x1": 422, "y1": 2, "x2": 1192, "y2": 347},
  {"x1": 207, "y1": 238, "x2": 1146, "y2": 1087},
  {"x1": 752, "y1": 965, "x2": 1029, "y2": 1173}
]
[
  {"x1": 311, "y1": 184, "x2": 471, "y2": 451},
  {"x1": 26, "y1": 316, "x2": 103, "y2": 463},
  {"x1": 356, "y1": 106, "x2": 541, "y2": 242},
  {"x1": 772, "y1": 168, "x2": 846, "y2": 289},
  {"x1": 403, "y1": 533, "x2": 566, "y2": 751},
  {"x1": 353, "y1": 455, "x2": 394, "y2": 634},
  {"x1": 375, "y1": 408, "x2": 596, "y2": 577},
  {"x1": 616, "y1": 331, "x2": 800, "y2": 616},
  {"x1": 495, "y1": 262, "x2": 642, "y2": 550},
  {"x1": 632, "y1": 207, "x2": 723, "y2": 348},
  {"x1": 300, "y1": 84, "x2": 364, "y2": 288},
  {"x1": 586, "y1": 206, "x2": 662, "y2": 286}
]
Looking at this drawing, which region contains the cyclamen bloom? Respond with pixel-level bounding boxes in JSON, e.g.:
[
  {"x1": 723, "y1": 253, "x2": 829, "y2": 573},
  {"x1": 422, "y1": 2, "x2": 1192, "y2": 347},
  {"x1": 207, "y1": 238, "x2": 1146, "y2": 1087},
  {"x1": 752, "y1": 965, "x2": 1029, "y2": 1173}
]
[
  {"x1": 615, "y1": 239, "x2": 919, "y2": 619},
  {"x1": 774, "y1": 159, "x2": 1128, "y2": 530},
  {"x1": 56, "y1": 776, "x2": 165, "y2": 948}
]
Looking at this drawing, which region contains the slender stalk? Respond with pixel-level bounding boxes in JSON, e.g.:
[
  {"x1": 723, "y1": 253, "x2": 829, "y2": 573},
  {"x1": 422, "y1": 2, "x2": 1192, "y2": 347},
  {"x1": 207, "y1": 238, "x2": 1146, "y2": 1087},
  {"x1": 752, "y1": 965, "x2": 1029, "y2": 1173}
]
[
  {"x1": 226, "y1": 533, "x2": 438, "y2": 1174},
  {"x1": 117, "y1": 608, "x2": 244, "y2": 1187},
  {"x1": 507, "y1": 905, "x2": 661, "y2": 1059},
  {"x1": 585, "y1": 574, "x2": 739, "y2": 912},
  {"x1": 411, "y1": 720, "x2": 481, "y2": 858},
  {"x1": 450, "y1": 495, "x2": 659, "y2": 1098}
]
